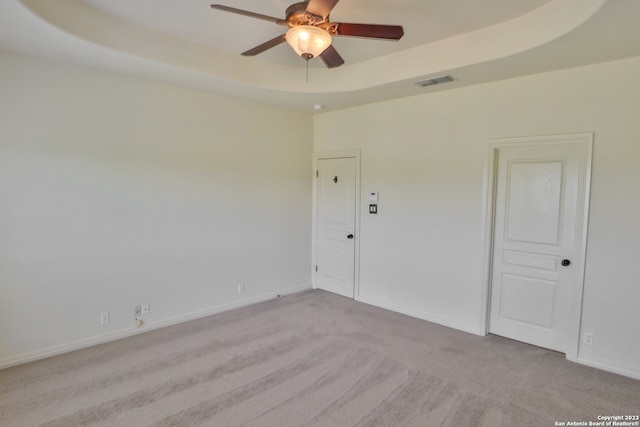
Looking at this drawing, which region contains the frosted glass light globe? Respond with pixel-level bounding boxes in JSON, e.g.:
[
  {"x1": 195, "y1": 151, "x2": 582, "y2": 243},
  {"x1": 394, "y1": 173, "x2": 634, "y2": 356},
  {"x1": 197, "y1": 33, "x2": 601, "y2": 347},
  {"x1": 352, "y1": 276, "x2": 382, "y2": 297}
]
[{"x1": 286, "y1": 25, "x2": 332, "y2": 60}]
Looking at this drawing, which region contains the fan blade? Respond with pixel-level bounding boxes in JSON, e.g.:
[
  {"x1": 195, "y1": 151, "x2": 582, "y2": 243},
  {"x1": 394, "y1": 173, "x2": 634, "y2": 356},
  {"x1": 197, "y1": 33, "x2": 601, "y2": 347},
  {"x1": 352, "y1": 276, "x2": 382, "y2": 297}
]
[
  {"x1": 336, "y1": 23, "x2": 404, "y2": 40},
  {"x1": 211, "y1": 4, "x2": 286, "y2": 25},
  {"x1": 319, "y1": 45, "x2": 345, "y2": 68},
  {"x1": 241, "y1": 34, "x2": 287, "y2": 56},
  {"x1": 306, "y1": 0, "x2": 340, "y2": 20}
]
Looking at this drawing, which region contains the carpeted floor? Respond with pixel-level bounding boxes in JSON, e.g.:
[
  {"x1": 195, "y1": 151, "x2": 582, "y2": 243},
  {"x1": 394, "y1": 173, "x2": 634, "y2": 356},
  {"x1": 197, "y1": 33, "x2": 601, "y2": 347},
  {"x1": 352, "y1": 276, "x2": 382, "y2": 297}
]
[{"x1": 1, "y1": 290, "x2": 638, "y2": 426}]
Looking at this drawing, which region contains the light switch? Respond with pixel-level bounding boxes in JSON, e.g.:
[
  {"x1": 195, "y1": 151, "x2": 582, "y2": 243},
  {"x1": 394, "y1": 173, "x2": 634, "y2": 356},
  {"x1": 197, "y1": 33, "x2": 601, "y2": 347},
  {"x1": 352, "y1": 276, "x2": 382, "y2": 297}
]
[
  {"x1": 369, "y1": 204, "x2": 378, "y2": 214},
  {"x1": 367, "y1": 192, "x2": 378, "y2": 202}
]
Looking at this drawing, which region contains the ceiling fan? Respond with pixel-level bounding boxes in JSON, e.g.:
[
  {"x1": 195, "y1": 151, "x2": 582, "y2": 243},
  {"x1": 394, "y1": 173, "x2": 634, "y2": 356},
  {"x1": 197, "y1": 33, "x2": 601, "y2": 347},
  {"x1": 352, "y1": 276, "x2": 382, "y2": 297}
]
[{"x1": 211, "y1": 0, "x2": 404, "y2": 68}]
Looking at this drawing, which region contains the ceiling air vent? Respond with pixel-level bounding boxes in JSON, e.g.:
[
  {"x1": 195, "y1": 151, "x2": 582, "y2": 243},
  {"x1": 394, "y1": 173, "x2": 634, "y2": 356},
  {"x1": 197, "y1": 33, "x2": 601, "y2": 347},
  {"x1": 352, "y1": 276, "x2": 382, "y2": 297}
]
[{"x1": 415, "y1": 75, "x2": 454, "y2": 87}]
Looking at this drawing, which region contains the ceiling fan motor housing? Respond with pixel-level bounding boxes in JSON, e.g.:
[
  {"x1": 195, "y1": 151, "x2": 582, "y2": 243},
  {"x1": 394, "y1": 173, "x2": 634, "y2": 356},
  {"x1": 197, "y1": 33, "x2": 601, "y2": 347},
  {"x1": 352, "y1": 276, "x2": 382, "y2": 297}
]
[{"x1": 286, "y1": 2, "x2": 326, "y2": 26}]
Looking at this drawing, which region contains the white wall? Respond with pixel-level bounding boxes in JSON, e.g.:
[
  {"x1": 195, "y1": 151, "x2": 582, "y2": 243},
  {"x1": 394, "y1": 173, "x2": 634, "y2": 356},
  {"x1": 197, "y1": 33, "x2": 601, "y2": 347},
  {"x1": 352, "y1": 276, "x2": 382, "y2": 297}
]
[
  {"x1": 314, "y1": 57, "x2": 640, "y2": 378},
  {"x1": 2, "y1": 49, "x2": 639, "y2": 380},
  {"x1": 0, "y1": 51, "x2": 313, "y2": 366}
]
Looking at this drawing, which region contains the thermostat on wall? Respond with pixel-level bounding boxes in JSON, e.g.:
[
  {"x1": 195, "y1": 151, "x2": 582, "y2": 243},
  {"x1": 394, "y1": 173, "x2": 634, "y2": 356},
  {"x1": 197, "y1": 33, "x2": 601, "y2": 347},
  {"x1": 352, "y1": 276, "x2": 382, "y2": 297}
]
[{"x1": 367, "y1": 192, "x2": 378, "y2": 202}]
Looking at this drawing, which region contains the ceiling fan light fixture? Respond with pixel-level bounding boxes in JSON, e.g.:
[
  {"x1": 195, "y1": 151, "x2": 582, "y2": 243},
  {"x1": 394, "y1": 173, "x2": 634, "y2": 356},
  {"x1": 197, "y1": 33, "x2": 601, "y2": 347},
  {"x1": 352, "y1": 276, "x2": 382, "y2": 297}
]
[{"x1": 286, "y1": 25, "x2": 332, "y2": 60}]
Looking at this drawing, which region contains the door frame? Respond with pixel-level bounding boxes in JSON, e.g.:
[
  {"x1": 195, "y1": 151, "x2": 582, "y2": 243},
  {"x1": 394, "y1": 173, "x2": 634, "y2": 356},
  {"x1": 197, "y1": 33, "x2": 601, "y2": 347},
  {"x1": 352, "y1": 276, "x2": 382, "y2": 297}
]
[
  {"x1": 480, "y1": 133, "x2": 593, "y2": 361},
  {"x1": 312, "y1": 150, "x2": 361, "y2": 298}
]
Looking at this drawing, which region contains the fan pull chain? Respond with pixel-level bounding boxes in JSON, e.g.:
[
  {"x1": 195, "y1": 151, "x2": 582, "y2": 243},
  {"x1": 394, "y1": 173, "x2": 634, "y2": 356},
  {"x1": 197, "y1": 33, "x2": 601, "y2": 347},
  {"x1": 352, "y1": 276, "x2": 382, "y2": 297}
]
[{"x1": 306, "y1": 60, "x2": 309, "y2": 83}]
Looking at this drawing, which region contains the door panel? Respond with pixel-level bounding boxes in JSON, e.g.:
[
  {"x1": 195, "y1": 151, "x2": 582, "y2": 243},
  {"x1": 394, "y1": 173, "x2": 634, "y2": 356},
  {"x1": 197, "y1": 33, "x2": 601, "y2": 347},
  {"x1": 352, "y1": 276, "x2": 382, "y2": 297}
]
[
  {"x1": 506, "y1": 161, "x2": 563, "y2": 244},
  {"x1": 490, "y1": 141, "x2": 586, "y2": 352},
  {"x1": 316, "y1": 158, "x2": 356, "y2": 298},
  {"x1": 500, "y1": 274, "x2": 556, "y2": 328},
  {"x1": 503, "y1": 250, "x2": 558, "y2": 271}
]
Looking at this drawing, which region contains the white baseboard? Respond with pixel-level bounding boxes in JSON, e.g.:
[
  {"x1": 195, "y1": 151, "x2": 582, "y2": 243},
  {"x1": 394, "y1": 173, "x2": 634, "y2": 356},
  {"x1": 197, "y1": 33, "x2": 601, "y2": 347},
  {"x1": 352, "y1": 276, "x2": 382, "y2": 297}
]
[
  {"x1": 356, "y1": 295, "x2": 640, "y2": 380},
  {"x1": 8, "y1": 284, "x2": 637, "y2": 382},
  {"x1": 356, "y1": 295, "x2": 483, "y2": 336},
  {"x1": 576, "y1": 355, "x2": 640, "y2": 380},
  {"x1": 0, "y1": 283, "x2": 312, "y2": 370}
]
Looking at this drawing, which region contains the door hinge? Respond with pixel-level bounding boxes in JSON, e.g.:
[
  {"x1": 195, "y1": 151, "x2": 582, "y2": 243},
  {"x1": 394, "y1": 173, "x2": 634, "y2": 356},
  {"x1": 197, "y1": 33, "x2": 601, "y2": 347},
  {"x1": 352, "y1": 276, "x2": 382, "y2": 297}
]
[
  {"x1": 316, "y1": 170, "x2": 319, "y2": 178},
  {"x1": 315, "y1": 265, "x2": 318, "y2": 272}
]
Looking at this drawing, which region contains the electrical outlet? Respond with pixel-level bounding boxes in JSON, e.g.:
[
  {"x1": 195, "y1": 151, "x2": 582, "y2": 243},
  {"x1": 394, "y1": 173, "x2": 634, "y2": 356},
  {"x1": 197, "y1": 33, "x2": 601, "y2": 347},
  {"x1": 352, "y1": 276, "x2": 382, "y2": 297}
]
[
  {"x1": 100, "y1": 312, "x2": 110, "y2": 325},
  {"x1": 238, "y1": 282, "x2": 245, "y2": 293},
  {"x1": 584, "y1": 332, "x2": 594, "y2": 345},
  {"x1": 142, "y1": 304, "x2": 150, "y2": 315},
  {"x1": 134, "y1": 305, "x2": 142, "y2": 317}
]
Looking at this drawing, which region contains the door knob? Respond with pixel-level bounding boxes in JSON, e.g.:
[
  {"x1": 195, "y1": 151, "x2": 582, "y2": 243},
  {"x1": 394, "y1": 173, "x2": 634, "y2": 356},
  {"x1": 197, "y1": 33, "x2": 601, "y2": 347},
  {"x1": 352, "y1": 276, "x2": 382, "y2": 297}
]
[
  {"x1": 561, "y1": 259, "x2": 571, "y2": 266},
  {"x1": 347, "y1": 234, "x2": 354, "y2": 239}
]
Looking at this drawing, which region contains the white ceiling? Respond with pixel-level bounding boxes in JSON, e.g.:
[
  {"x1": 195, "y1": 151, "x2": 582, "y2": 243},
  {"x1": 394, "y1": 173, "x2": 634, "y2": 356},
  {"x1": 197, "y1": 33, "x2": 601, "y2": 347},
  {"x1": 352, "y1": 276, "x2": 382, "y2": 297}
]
[{"x1": 1, "y1": 0, "x2": 639, "y2": 112}]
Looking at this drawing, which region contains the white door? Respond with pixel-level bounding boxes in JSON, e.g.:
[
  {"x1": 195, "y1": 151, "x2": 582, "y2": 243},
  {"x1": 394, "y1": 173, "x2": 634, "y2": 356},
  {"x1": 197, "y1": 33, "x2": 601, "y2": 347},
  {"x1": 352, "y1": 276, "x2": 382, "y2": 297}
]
[
  {"x1": 489, "y1": 137, "x2": 590, "y2": 353},
  {"x1": 316, "y1": 158, "x2": 356, "y2": 298}
]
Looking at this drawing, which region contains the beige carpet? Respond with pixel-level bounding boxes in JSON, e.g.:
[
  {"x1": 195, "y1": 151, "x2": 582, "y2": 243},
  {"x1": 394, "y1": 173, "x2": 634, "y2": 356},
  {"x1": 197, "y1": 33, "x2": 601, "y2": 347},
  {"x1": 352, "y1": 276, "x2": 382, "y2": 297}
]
[{"x1": 1, "y1": 290, "x2": 638, "y2": 426}]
